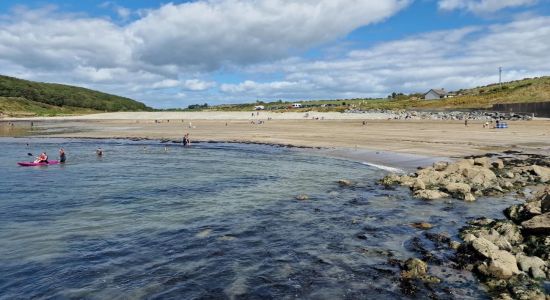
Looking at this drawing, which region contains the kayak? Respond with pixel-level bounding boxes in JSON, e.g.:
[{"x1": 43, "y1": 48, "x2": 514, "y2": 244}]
[{"x1": 17, "y1": 160, "x2": 60, "y2": 167}]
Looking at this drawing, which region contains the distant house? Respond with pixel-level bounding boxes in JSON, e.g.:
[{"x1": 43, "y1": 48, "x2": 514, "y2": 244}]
[
  {"x1": 423, "y1": 89, "x2": 448, "y2": 100},
  {"x1": 254, "y1": 105, "x2": 265, "y2": 110},
  {"x1": 292, "y1": 103, "x2": 302, "y2": 108}
]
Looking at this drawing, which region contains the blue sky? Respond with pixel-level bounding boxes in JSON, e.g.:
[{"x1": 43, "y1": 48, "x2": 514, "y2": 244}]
[{"x1": 1, "y1": 0, "x2": 549, "y2": 108}]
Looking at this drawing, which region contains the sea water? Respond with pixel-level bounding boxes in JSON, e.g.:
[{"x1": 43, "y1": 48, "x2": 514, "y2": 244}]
[{"x1": 0, "y1": 138, "x2": 520, "y2": 299}]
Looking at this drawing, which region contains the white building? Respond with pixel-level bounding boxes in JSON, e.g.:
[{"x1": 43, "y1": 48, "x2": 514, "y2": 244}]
[
  {"x1": 423, "y1": 89, "x2": 447, "y2": 100},
  {"x1": 292, "y1": 103, "x2": 302, "y2": 108},
  {"x1": 254, "y1": 105, "x2": 265, "y2": 110}
]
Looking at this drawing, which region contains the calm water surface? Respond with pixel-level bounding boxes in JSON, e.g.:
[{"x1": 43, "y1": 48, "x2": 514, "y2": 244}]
[{"x1": 0, "y1": 138, "x2": 520, "y2": 299}]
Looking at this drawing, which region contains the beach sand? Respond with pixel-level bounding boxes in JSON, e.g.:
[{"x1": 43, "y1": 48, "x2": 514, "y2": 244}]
[{"x1": 5, "y1": 112, "x2": 548, "y2": 163}]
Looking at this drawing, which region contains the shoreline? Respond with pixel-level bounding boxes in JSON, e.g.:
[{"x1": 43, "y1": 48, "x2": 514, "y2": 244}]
[
  {"x1": 3, "y1": 112, "x2": 549, "y2": 169},
  {"x1": 4, "y1": 135, "x2": 440, "y2": 172}
]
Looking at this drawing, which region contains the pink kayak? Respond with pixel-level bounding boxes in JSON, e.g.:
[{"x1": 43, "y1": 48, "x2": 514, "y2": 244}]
[{"x1": 17, "y1": 160, "x2": 60, "y2": 167}]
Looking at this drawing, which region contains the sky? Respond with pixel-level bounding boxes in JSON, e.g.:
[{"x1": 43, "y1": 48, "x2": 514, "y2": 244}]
[{"x1": 1, "y1": 0, "x2": 549, "y2": 108}]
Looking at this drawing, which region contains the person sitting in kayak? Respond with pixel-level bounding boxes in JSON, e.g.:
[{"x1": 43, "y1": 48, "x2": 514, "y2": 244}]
[
  {"x1": 35, "y1": 152, "x2": 48, "y2": 163},
  {"x1": 59, "y1": 148, "x2": 66, "y2": 163},
  {"x1": 96, "y1": 147, "x2": 103, "y2": 156}
]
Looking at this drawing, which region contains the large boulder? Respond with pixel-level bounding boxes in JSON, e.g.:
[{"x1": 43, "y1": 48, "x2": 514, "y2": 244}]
[
  {"x1": 413, "y1": 189, "x2": 449, "y2": 200},
  {"x1": 531, "y1": 165, "x2": 550, "y2": 183},
  {"x1": 477, "y1": 249, "x2": 521, "y2": 279},
  {"x1": 505, "y1": 201, "x2": 541, "y2": 224},
  {"x1": 516, "y1": 253, "x2": 547, "y2": 279},
  {"x1": 445, "y1": 182, "x2": 471, "y2": 196},
  {"x1": 521, "y1": 213, "x2": 550, "y2": 235},
  {"x1": 416, "y1": 168, "x2": 444, "y2": 187},
  {"x1": 462, "y1": 166, "x2": 498, "y2": 190},
  {"x1": 471, "y1": 237, "x2": 499, "y2": 258}
]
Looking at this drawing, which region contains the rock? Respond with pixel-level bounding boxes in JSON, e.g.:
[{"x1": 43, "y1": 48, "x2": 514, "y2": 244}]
[
  {"x1": 463, "y1": 233, "x2": 477, "y2": 243},
  {"x1": 337, "y1": 179, "x2": 353, "y2": 187},
  {"x1": 450, "y1": 241, "x2": 461, "y2": 250},
  {"x1": 474, "y1": 157, "x2": 492, "y2": 168},
  {"x1": 416, "y1": 168, "x2": 444, "y2": 187},
  {"x1": 462, "y1": 166, "x2": 498, "y2": 190},
  {"x1": 504, "y1": 171, "x2": 515, "y2": 179},
  {"x1": 477, "y1": 249, "x2": 521, "y2": 279},
  {"x1": 412, "y1": 178, "x2": 426, "y2": 191},
  {"x1": 492, "y1": 159, "x2": 505, "y2": 169},
  {"x1": 401, "y1": 258, "x2": 427, "y2": 279},
  {"x1": 541, "y1": 192, "x2": 550, "y2": 213},
  {"x1": 444, "y1": 159, "x2": 474, "y2": 174},
  {"x1": 531, "y1": 165, "x2": 550, "y2": 183},
  {"x1": 501, "y1": 180, "x2": 514, "y2": 189},
  {"x1": 464, "y1": 192, "x2": 476, "y2": 202},
  {"x1": 411, "y1": 222, "x2": 433, "y2": 230},
  {"x1": 413, "y1": 189, "x2": 449, "y2": 200},
  {"x1": 521, "y1": 213, "x2": 550, "y2": 234},
  {"x1": 295, "y1": 194, "x2": 309, "y2": 201},
  {"x1": 516, "y1": 254, "x2": 547, "y2": 279},
  {"x1": 432, "y1": 161, "x2": 448, "y2": 171},
  {"x1": 380, "y1": 174, "x2": 401, "y2": 186},
  {"x1": 445, "y1": 182, "x2": 471, "y2": 196},
  {"x1": 506, "y1": 201, "x2": 542, "y2": 224},
  {"x1": 471, "y1": 237, "x2": 500, "y2": 258}
]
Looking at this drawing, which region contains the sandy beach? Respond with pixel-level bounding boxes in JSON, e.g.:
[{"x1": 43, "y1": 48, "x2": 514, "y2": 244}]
[{"x1": 4, "y1": 111, "x2": 549, "y2": 161}]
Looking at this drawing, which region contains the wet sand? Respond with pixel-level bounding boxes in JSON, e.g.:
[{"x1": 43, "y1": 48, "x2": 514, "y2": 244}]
[{"x1": 5, "y1": 112, "x2": 548, "y2": 163}]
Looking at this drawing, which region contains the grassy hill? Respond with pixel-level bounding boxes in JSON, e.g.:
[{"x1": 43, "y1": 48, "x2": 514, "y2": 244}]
[
  {"x1": 0, "y1": 75, "x2": 150, "y2": 117},
  {"x1": 193, "y1": 76, "x2": 550, "y2": 112}
]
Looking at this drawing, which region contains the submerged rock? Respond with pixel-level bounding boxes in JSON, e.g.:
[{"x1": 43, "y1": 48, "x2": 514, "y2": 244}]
[
  {"x1": 295, "y1": 194, "x2": 309, "y2": 201},
  {"x1": 410, "y1": 222, "x2": 433, "y2": 230},
  {"x1": 337, "y1": 179, "x2": 353, "y2": 187}
]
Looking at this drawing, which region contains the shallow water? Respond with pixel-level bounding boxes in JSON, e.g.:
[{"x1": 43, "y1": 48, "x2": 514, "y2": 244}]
[{"x1": 0, "y1": 138, "x2": 521, "y2": 299}]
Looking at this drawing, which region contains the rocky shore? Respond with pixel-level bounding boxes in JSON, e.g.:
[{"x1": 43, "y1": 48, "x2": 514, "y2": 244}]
[
  {"x1": 346, "y1": 109, "x2": 534, "y2": 121},
  {"x1": 381, "y1": 152, "x2": 550, "y2": 299}
]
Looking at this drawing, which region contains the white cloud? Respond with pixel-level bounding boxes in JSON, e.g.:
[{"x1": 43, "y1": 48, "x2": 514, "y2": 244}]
[
  {"x1": 183, "y1": 79, "x2": 216, "y2": 91},
  {"x1": 127, "y1": 0, "x2": 410, "y2": 70},
  {"x1": 222, "y1": 16, "x2": 550, "y2": 100},
  {"x1": 151, "y1": 79, "x2": 181, "y2": 89},
  {"x1": 0, "y1": 1, "x2": 409, "y2": 107},
  {"x1": 438, "y1": 0, "x2": 538, "y2": 13}
]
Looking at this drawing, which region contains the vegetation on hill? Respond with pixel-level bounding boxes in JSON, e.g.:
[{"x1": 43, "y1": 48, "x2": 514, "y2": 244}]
[
  {"x1": 0, "y1": 97, "x2": 98, "y2": 117},
  {"x1": 0, "y1": 75, "x2": 150, "y2": 116},
  {"x1": 188, "y1": 76, "x2": 550, "y2": 112}
]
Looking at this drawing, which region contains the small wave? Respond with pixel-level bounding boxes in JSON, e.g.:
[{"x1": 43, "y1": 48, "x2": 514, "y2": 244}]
[{"x1": 361, "y1": 162, "x2": 404, "y2": 173}]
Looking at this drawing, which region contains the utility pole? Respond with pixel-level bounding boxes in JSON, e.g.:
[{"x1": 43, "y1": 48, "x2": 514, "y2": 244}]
[{"x1": 499, "y1": 66, "x2": 502, "y2": 88}]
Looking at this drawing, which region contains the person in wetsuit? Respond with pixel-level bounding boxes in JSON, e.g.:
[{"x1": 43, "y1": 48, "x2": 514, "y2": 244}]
[{"x1": 59, "y1": 148, "x2": 66, "y2": 163}]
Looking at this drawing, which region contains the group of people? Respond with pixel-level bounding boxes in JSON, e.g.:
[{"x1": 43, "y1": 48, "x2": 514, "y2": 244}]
[
  {"x1": 33, "y1": 148, "x2": 65, "y2": 164},
  {"x1": 30, "y1": 137, "x2": 189, "y2": 164}
]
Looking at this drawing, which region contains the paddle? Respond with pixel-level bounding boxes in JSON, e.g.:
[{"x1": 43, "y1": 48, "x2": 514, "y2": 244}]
[{"x1": 27, "y1": 153, "x2": 33, "y2": 156}]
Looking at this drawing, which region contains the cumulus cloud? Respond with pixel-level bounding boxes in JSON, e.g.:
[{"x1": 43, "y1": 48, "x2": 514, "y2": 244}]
[
  {"x1": 128, "y1": 0, "x2": 409, "y2": 70},
  {"x1": 0, "y1": 1, "x2": 409, "y2": 106},
  {"x1": 183, "y1": 79, "x2": 216, "y2": 91},
  {"x1": 222, "y1": 16, "x2": 550, "y2": 100},
  {"x1": 438, "y1": 0, "x2": 538, "y2": 13}
]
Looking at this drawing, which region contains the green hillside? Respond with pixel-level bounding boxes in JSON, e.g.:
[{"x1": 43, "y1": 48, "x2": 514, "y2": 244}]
[{"x1": 0, "y1": 75, "x2": 150, "y2": 116}]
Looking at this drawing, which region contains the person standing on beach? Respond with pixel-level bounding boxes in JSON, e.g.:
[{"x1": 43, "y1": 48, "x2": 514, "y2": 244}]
[
  {"x1": 183, "y1": 133, "x2": 191, "y2": 146},
  {"x1": 464, "y1": 119, "x2": 468, "y2": 127}
]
